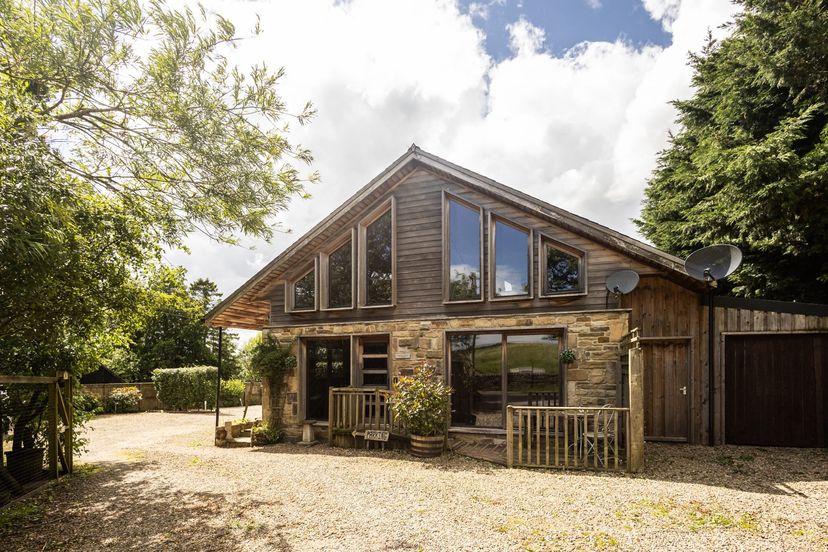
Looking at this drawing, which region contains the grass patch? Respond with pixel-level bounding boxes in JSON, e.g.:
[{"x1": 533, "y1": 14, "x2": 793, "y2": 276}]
[
  {"x1": 0, "y1": 502, "x2": 40, "y2": 530},
  {"x1": 189, "y1": 456, "x2": 203, "y2": 466},
  {"x1": 74, "y1": 463, "x2": 103, "y2": 477},
  {"x1": 471, "y1": 495, "x2": 500, "y2": 505},
  {"x1": 117, "y1": 449, "x2": 146, "y2": 462},
  {"x1": 186, "y1": 440, "x2": 203, "y2": 448}
]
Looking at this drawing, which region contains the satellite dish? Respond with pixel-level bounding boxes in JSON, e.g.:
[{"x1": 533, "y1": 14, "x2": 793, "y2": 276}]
[
  {"x1": 606, "y1": 270, "x2": 640, "y2": 296},
  {"x1": 684, "y1": 244, "x2": 742, "y2": 283}
]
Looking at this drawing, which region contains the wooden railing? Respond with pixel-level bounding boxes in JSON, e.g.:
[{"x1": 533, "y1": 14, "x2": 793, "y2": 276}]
[
  {"x1": 506, "y1": 405, "x2": 630, "y2": 471},
  {"x1": 328, "y1": 387, "x2": 405, "y2": 442}
]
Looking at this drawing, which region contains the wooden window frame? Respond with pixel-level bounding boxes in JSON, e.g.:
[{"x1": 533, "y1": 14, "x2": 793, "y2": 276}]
[
  {"x1": 488, "y1": 212, "x2": 534, "y2": 301},
  {"x1": 284, "y1": 258, "x2": 318, "y2": 313},
  {"x1": 537, "y1": 233, "x2": 588, "y2": 299},
  {"x1": 355, "y1": 334, "x2": 391, "y2": 388},
  {"x1": 358, "y1": 197, "x2": 396, "y2": 309},
  {"x1": 320, "y1": 229, "x2": 356, "y2": 311},
  {"x1": 445, "y1": 327, "x2": 568, "y2": 431},
  {"x1": 442, "y1": 191, "x2": 484, "y2": 304}
]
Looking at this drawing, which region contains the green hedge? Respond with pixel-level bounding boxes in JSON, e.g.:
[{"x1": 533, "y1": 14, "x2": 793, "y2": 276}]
[{"x1": 152, "y1": 366, "x2": 245, "y2": 410}]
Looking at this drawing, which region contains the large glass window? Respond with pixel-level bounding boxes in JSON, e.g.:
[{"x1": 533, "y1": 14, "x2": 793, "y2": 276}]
[
  {"x1": 542, "y1": 241, "x2": 583, "y2": 296},
  {"x1": 305, "y1": 339, "x2": 350, "y2": 420},
  {"x1": 492, "y1": 219, "x2": 530, "y2": 298},
  {"x1": 446, "y1": 197, "x2": 482, "y2": 301},
  {"x1": 293, "y1": 268, "x2": 315, "y2": 311},
  {"x1": 327, "y1": 240, "x2": 352, "y2": 308},
  {"x1": 364, "y1": 209, "x2": 393, "y2": 306},
  {"x1": 450, "y1": 332, "x2": 561, "y2": 428}
]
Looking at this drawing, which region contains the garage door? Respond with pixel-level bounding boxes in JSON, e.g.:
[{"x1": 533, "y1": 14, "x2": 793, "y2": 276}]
[{"x1": 725, "y1": 334, "x2": 827, "y2": 447}]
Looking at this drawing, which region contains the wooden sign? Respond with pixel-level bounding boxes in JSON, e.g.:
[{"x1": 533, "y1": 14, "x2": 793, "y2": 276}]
[{"x1": 364, "y1": 429, "x2": 390, "y2": 442}]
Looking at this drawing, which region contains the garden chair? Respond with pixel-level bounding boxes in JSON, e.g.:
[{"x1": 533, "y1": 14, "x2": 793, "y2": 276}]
[{"x1": 581, "y1": 404, "x2": 617, "y2": 467}]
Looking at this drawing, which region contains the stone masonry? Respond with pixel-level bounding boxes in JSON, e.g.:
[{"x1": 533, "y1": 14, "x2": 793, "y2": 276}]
[{"x1": 263, "y1": 310, "x2": 630, "y2": 437}]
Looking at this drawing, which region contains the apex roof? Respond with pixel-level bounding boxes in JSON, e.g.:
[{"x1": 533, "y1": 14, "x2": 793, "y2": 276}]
[{"x1": 206, "y1": 145, "x2": 691, "y2": 329}]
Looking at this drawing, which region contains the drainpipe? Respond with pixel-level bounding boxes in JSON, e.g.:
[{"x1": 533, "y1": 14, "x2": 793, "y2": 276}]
[{"x1": 215, "y1": 327, "x2": 223, "y2": 427}]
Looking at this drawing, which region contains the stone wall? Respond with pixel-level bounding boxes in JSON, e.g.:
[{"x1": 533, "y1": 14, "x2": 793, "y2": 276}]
[{"x1": 264, "y1": 310, "x2": 630, "y2": 436}]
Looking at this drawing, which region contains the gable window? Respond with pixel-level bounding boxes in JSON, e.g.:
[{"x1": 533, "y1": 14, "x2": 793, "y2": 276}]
[
  {"x1": 444, "y1": 193, "x2": 483, "y2": 302},
  {"x1": 286, "y1": 261, "x2": 317, "y2": 312},
  {"x1": 490, "y1": 215, "x2": 532, "y2": 299},
  {"x1": 539, "y1": 236, "x2": 586, "y2": 297},
  {"x1": 359, "y1": 199, "x2": 395, "y2": 308},
  {"x1": 322, "y1": 232, "x2": 355, "y2": 310}
]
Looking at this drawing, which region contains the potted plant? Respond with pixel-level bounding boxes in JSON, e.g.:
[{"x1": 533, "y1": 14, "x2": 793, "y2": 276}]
[
  {"x1": 390, "y1": 364, "x2": 452, "y2": 458},
  {"x1": 560, "y1": 348, "x2": 577, "y2": 365}
]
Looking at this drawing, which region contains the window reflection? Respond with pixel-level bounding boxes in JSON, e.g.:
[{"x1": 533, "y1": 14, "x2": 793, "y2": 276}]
[
  {"x1": 494, "y1": 220, "x2": 529, "y2": 297},
  {"x1": 306, "y1": 339, "x2": 350, "y2": 420},
  {"x1": 328, "y1": 241, "x2": 352, "y2": 308},
  {"x1": 544, "y1": 246, "x2": 580, "y2": 294},
  {"x1": 506, "y1": 334, "x2": 560, "y2": 408},
  {"x1": 365, "y1": 210, "x2": 392, "y2": 306},
  {"x1": 450, "y1": 333, "x2": 503, "y2": 427},
  {"x1": 448, "y1": 199, "x2": 481, "y2": 301},
  {"x1": 293, "y1": 269, "x2": 315, "y2": 310}
]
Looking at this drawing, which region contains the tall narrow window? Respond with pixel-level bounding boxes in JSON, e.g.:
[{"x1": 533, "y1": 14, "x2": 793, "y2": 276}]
[
  {"x1": 445, "y1": 196, "x2": 482, "y2": 302},
  {"x1": 361, "y1": 203, "x2": 394, "y2": 307},
  {"x1": 491, "y1": 217, "x2": 531, "y2": 298},
  {"x1": 327, "y1": 240, "x2": 352, "y2": 309},
  {"x1": 292, "y1": 266, "x2": 316, "y2": 311},
  {"x1": 539, "y1": 237, "x2": 586, "y2": 297}
]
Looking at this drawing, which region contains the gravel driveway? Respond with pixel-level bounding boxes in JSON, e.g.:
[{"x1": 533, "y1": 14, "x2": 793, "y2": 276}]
[{"x1": 2, "y1": 410, "x2": 826, "y2": 551}]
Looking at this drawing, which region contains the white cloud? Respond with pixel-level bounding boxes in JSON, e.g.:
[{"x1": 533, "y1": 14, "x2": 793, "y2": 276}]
[
  {"x1": 166, "y1": 0, "x2": 740, "y2": 315},
  {"x1": 506, "y1": 16, "x2": 546, "y2": 56},
  {"x1": 585, "y1": 0, "x2": 603, "y2": 10}
]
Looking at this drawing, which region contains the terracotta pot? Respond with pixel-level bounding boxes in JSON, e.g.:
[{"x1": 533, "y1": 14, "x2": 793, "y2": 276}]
[
  {"x1": 409, "y1": 434, "x2": 445, "y2": 458},
  {"x1": 5, "y1": 448, "x2": 45, "y2": 483}
]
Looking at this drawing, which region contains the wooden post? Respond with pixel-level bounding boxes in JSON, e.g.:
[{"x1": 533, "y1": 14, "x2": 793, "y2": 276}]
[
  {"x1": 64, "y1": 372, "x2": 73, "y2": 474},
  {"x1": 327, "y1": 387, "x2": 334, "y2": 444},
  {"x1": 505, "y1": 405, "x2": 514, "y2": 468},
  {"x1": 215, "y1": 327, "x2": 223, "y2": 427},
  {"x1": 628, "y1": 345, "x2": 645, "y2": 472},
  {"x1": 47, "y1": 381, "x2": 58, "y2": 479}
]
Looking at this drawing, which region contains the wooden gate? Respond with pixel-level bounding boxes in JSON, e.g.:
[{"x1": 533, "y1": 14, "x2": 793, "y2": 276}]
[
  {"x1": 725, "y1": 333, "x2": 826, "y2": 447},
  {"x1": 642, "y1": 340, "x2": 690, "y2": 441}
]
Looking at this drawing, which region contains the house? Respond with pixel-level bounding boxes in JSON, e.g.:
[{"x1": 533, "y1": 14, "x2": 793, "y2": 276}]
[{"x1": 207, "y1": 145, "x2": 828, "y2": 451}]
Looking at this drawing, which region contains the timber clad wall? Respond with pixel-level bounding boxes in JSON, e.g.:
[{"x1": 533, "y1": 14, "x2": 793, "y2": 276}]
[
  {"x1": 267, "y1": 169, "x2": 657, "y2": 325},
  {"x1": 265, "y1": 311, "x2": 629, "y2": 437}
]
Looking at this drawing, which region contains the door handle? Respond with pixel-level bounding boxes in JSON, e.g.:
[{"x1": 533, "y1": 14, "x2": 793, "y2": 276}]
[{"x1": 679, "y1": 386, "x2": 687, "y2": 396}]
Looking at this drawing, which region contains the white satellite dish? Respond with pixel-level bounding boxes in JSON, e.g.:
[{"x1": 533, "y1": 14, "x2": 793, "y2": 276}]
[
  {"x1": 606, "y1": 270, "x2": 640, "y2": 297},
  {"x1": 685, "y1": 244, "x2": 743, "y2": 283}
]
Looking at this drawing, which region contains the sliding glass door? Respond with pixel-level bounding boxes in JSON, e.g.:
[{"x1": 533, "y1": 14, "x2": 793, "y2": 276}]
[
  {"x1": 449, "y1": 332, "x2": 561, "y2": 428},
  {"x1": 305, "y1": 339, "x2": 351, "y2": 420}
]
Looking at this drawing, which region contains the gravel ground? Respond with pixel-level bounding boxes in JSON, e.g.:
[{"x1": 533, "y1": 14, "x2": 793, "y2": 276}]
[{"x1": 2, "y1": 410, "x2": 827, "y2": 551}]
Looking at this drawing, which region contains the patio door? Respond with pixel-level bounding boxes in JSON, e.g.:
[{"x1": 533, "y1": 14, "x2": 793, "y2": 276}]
[{"x1": 305, "y1": 339, "x2": 350, "y2": 421}]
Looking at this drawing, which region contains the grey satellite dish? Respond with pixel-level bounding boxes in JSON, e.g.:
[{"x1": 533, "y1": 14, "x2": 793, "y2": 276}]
[
  {"x1": 684, "y1": 244, "x2": 742, "y2": 283},
  {"x1": 606, "y1": 270, "x2": 640, "y2": 296}
]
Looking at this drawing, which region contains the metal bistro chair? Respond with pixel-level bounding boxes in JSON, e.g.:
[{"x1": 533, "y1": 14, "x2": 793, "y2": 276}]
[{"x1": 581, "y1": 404, "x2": 617, "y2": 467}]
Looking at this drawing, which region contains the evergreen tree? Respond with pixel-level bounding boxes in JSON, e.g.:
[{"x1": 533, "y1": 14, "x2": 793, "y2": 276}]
[{"x1": 636, "y1": 1, "x2": 828, "y2": 302}]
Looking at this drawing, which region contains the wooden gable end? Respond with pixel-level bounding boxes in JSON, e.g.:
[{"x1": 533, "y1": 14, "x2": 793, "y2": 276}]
[{"x1": 266, "y1": 167, "x2": 668, "y2": 326}]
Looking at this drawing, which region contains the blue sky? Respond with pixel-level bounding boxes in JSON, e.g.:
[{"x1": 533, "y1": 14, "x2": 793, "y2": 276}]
[{"x1": 460, "y1": 0, "x2": 672, "y2": 58}]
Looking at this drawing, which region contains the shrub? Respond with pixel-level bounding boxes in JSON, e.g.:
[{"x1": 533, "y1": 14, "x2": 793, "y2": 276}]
[
  {"x1": 75, "y1": 392, "x2": 103, "y2": 415},
  {"x1": 152, "y1": 366, "x2": 217, "y2": 411},
  {"x1": 220, "y1": 379, "x2": 245, "y2": 407},
  {"x1": 106, "y1": 387, "x2": 142, "y2": 413},
  {"x1": 251, "y1": 421, "x2": 282, "y2": 446},
  {"x1": 390, "y1": 364, "x2": 452, "y2": 437},
  {"x1": 560, "y1": 348, "x2": 577, "y2": 364}
]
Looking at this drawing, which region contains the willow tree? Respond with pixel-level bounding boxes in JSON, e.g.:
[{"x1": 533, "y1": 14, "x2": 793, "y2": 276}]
[{"x1": 636, "y1": 1, "x2": 828, "y2": 302}]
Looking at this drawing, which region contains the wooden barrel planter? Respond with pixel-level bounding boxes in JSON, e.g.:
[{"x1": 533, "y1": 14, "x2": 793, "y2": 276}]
[{"x1": 409, "y1": 435, "x2": 445, "y2": 458}]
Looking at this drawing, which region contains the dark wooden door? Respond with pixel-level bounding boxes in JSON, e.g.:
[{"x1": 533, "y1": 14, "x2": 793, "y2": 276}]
[
  {"x1": 725, "y1": 334, "x2": 826, "y2": 447},
  {"x1": 643, "y1": 342, "x2": 691, "y2": 441}
]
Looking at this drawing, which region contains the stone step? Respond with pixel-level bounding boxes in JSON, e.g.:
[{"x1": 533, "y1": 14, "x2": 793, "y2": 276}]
[{"x1": 224, "y1": 436, "x2": 251, "y2": 448}]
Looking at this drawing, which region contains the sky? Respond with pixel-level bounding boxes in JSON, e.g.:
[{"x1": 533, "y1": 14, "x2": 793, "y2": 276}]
[{"x1": 164, "y1": 0, "x2": 741, "y2": 344}]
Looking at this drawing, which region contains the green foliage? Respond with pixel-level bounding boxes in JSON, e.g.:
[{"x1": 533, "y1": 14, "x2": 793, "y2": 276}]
[
  {"x1": 220, "y1": 379, "x2": 245, "y2": 407},
  {"x1": 152, "y1": 366, "x2": 218, "y2": 411},
  {"x1": 105, "y1": 386, "x2": 142, "y2": 413},
  {"x1": 391, "y1": 364, "x2": 452, "y2": 437},
  {"x1": 247, "y1": 336, "x2": 296, "y2": 382},
  {"x1": 75, "y1": 393, "x2": 103, "y2": 415},
  {"x1": 251, "y1": 421, "x2": 283, "y2": 446},
  {"x1": 560, "y1": 348, "x2": 577, "y2": 364},
  {"x1": 636, "y1": 1, "x2": 828, "y2": 302}
]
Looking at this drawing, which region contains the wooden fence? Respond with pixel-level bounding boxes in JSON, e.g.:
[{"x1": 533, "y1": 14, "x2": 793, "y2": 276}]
[
  {"x1": 328, "y1": 387, "x2": 405, "y2": 442},
  {"x1": 506, "y1": 406, "x2": 629, "y2": 470}
]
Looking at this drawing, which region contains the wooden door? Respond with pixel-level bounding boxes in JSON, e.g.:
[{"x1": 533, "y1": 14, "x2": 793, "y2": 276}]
[
  {"x1": 725, "y1": 334, "x2": 826, "y2": 447},
  {"x1": 643, "y1": 342, "x2": 690, "y2": 441}
]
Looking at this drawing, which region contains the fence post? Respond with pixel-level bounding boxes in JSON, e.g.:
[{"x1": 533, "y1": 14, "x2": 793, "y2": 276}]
[
  {"x1": 327, "y1": 387, "x2": 334, "y2": 444},
  {"x1": 506, "y1": 405, "x2": 514, "y2": 468},
  {"x1": 64, "y1": 372, "x2": 73, "y2": 474},
  {"x1": 628, "y1": 345, "x2": 645, "y2": 472},
  {"x1": 47, "y1": 381, "x2": 58, "y2": 479}
]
